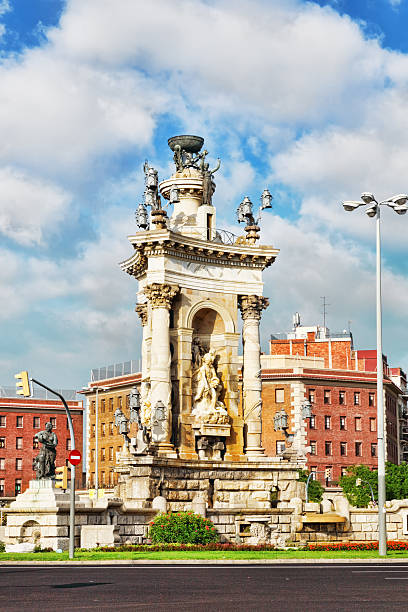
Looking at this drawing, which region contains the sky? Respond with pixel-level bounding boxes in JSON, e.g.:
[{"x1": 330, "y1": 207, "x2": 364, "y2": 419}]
[{"x1": 1, "y1": 0, "x2": 408, "y2": 389}]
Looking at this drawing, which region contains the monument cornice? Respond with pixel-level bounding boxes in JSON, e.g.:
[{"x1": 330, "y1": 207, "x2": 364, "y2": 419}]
[{"x1": 120, "y1": 229, "x2": 279, "y2": 278}]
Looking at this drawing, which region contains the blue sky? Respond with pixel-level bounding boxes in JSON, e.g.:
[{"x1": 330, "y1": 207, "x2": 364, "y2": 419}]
[{"x1": 1, "y1": 0, "x2": 408, "y2": 389}]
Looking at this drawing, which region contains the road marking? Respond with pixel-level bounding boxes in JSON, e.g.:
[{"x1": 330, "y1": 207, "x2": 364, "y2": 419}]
[
  {"x1": 353, "y1": 570, "x2": 408, "y2": 573},
  {"x1": 385, "y1": 577, "x2": 408, "y2": 580}
]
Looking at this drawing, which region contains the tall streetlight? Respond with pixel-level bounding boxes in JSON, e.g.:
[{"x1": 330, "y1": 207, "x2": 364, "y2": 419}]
[{"x1": 341, "y1": 192, "x2": 408, "y2": 557}]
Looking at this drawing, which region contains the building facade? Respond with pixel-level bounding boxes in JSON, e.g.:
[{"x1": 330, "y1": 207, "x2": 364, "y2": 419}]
[
  {"x1": 262, "y1": 321, "x2": 403, "y2": 482},
  {"x1": 81, "y1": 369, "x2": 141, "y2": 488},
  {"x1": 0, "y1": 395, "x2": 84, "y2": 497}
]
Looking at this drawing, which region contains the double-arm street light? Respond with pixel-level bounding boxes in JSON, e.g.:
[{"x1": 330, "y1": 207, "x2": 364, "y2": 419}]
[{"x1": 341, "y1": 192, "x2": 408, "y2": 557}]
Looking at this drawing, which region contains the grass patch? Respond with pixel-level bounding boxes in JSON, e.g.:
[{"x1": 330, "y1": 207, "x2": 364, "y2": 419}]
[{"x1": 2, "y1": 549, "x2": 408, "y2": 561}]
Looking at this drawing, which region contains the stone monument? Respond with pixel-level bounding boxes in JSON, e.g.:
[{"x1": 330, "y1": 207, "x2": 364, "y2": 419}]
[{"x1": 116, "y1": 135, "x2": 306, "y2": 544}]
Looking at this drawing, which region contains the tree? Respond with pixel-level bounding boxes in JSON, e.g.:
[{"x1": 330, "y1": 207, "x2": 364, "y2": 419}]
[
  {"x1": 339, "y1": 463, "x2": 408, "y2": 508},
  {"x1": 298, "y1": 469, "x2": 324, "y2": 503}
]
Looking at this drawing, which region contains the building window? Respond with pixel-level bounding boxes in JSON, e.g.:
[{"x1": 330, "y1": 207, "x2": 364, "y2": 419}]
[
  {"x1": 33, "y1": 437, "x2": 39, "y2": 450},
  {"x1": 91, "y1": 449, "x2": 95, "y2": 463},
  {"x1": 101, "y1": 471, "x2": 105, "y2": 485},
  {"x1": 309, "y1": 389, "x2": 315, "y2": 403},
  {"x1": 15, "y1": 479, "x2": 22, "y2": 496},
  {"x1": 0, "y1": 416, "x2": 5, "y2": 427},
  {"x1": 309, "y1": 415, "x2": 316, "y2": 429},
  {"x1": 275, "y1": 389, "x2": 284, "y2": 403},
  {"x1": 0, "y1": 438, "x2": 5, "y2": 449},
  {"x1": 370, "y1": 417, "x2": 376, "y2": 432},
  {"x1": 354, "y1": 392, "x2": 360, "y2": 406},
  {"x1": 16, "y1": 437, "x2": 23, "y2": 450},
  {"x1": 109, "y1": 447, "x2": 114, "y2": 461},
  {"x1": 369, "y1": 393, "x2": 375, "y2": 407},
  {"x1": 15, "y1": 458, "x2": 22, "y2": 470},
  {"x1": 33, "y1": 417, "x2": 40, "y2": 428},
  {"x1": 355, "y1": 442, "x2": 362, "y2": 456},
  {"x1": 0, "y1": 458, "x2": 4, "y2": 470},
  {"x1": 91, "y1": 401, "x2": 95, "y2": 414},
  {"x1": 92, "y1": 424, "x2": 95, "y2": 437},
  {"x1": 109, "y1": 422, "x2": 114, "y2": 435},
  {"x1": 101, "y1": 399, "x2": 105, "y2": 414},
  {"x1": 101, "y1": 423, "x2": 106, "y2": 437},
  {"x1": 340, "y1": 416, "x2": 346, "y2": 430},
  {"x1": 340, "y1": 442, "x2": 347, "y2": 456},
  {"x1": 101, "y1": 448, "x2": 106, "y2": 462},
  {"x1": 341, "y1": 467, "x2": 348, "y2": 477},
  {"x1": 50, "y1": 417, "x2": 56, "y2": 427},
  {"x1": 371, "y1": 443, "x2": 377, "y2": 457},
  {"x1": 109, "y1": 398, "x2": 113, "y2": 411},
  {"x1": 325, "y1": 466, "x2": 332, "y2": 483},
  {"x1": 310, "y1": 441, "x2": 317, "y2": 455},
  {"x1": 66, "y1": 439, "x2": 71, "y2": 451},
  {"x1": 325, "y1": 441, "x2": 332, "y2": 456},
  {"x1": 118, "y1": 396, "x2": 122, "y2": 409},
  {"x1": 339, "y1": 391, "x2": 345, "y2": 405},
  {"x1": 16, "y1": 416, "x2": 23, "y2": 428},
  {"x1": 324, "y1": 416, "x2": 331, "y2": 430},
  {"x1": 0, "y1": 479, "x2": 4, "y2": 495},
  {"x1": 276, "y1": 441, "x2": 285, "y2": 455},
  {"x1": 355, "y1": 417, "x2": 362, "y2": 431},
  {"x1": 324, "y1": 390, "x2": 331, "y2": 404}
]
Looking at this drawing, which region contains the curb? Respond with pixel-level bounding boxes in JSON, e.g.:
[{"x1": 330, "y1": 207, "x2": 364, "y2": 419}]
[{"x1": 1, "y1": 558, "x2": 408, "y2": 565}]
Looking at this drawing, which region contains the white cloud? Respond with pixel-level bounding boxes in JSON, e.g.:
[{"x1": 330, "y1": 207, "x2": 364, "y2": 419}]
[{"x1": 0, "y1": 167, "x2": 71, "y2": 245}]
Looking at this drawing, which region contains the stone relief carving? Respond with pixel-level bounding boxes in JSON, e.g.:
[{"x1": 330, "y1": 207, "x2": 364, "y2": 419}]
[
  {"x1": 238, "y1": 294, "x2": 269, "y2": 320},
  {"x1": 135, "y1": 303, "x2": 148, "y2": 326},
  {"x1": 192, "y1": 350, "x2": 229, "y2": 425},
  {"x1": 144, "y1": 283, "x2": 179, "y2": 310}
]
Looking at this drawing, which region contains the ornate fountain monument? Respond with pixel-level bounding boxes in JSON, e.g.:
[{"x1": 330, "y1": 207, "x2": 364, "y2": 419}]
[{"x1": 116, "y1": 136, "x2": 306, "y2": 540}]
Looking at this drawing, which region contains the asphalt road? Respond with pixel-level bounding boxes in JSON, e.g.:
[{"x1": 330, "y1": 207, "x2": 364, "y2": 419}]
[{"x1": 1, "y1": 563, "x2": 408, "y2": 611}]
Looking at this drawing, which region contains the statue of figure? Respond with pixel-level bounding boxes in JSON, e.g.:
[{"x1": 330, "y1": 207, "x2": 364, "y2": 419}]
[
  {"x1": 192, "y1": 337, "x2": 206, "y2": 369},
  {"x1": 33, "y1": 422, "x2": 58, "y2": 479},
  {"x1": 173, "y1": 144, "x2": 183, "y2": 172},
  {"x1": 202, "y1": 159, "x2": 221, "y2": 207},
  {"x1": 192, "y1": 350, "x2": 229, "y2": 425}
]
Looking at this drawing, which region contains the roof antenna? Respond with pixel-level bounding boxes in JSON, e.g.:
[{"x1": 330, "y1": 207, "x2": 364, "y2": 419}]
[{"x1": 321, "y1": 296, "x2": 330, "y2": 330}]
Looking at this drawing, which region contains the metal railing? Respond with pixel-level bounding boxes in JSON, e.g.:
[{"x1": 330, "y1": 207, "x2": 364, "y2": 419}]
[
  {"x1": 90, "y1": 360, "x2": 140, "y2": 382},
  {"x1": 0, "y1": 384, "x2": 80, "y2": 401},
  {"x1": 271, "y1": 330, "x2": 352, "y2": 341},
  {"x1": 171, "y1": 225, "x2": 239, "y2": 245}
]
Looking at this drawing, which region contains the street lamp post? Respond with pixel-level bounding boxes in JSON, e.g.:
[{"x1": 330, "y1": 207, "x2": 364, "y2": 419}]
[{"x1": 341, "y1": 192, "x2": 408, "y2": 557}]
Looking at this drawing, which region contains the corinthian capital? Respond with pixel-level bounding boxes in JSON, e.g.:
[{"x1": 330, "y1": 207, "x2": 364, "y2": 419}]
[
  {"x1": 144, "y1": 283, "x2": 179, "y2": 310},
  {"x1": 135, "y1": 303, "x2": 148, "y2": 326},
  {"x1": 238, "y1": 295, "x2": 269, "y2": 321}
]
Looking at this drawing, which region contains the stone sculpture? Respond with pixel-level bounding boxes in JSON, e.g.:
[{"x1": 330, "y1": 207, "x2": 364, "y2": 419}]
[
  {"x1": 202, "y1": 159, "x2": 221, "y2": 207},
  {"x1": 33, "y1": 422, "x2": 58, "y2": 479},
  {"x1": 192, "y1": 350, "x2": 229, "y2": 425}
]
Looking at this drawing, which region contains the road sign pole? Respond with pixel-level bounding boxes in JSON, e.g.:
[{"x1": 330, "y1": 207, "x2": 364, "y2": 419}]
[{"x1": 31, "y1": 378, "x2": 77, "y2": 559}]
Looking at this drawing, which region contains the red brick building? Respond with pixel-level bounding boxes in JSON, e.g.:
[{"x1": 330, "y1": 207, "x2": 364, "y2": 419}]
[
  {"x1": 261, "y1": 320, "x2": 404, "y2": 482},
  {"x1": 0, "y1": 394, "x2": 84, "y2": 497}
]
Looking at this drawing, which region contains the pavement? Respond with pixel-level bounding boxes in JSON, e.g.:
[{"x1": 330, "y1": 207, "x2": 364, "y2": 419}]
[{"x1": 2, "y1": 562, "x2": 408, "y2": 611}]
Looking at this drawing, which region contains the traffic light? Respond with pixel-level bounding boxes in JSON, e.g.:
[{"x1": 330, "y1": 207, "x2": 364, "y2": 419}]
[
  {"x1": 14, "y1": 371, "x2": 31, "y2": 397},
  {"x1": 55, "y1": 465, "x2": 69, "y2": 489}
]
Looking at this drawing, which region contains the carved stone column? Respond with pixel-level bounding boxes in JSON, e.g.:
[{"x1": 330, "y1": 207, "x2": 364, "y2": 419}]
[
  {"x1": 238, "y1": 295, "x2": 269, "y2": 458},
  {"x1": 143, "y1": 283, "x2": 179, "y2": 455},
  {"x1": 135, "y1": 303, "x2": 150, "y2": 397}
]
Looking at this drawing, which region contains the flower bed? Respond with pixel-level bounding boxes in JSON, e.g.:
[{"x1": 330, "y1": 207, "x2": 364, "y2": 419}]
[
  {"x1": 307, "y1": 540, "x2": 408, "y2": 551},
  {"x1": 89, "y1": 543, "x2": 278, "y2": 552}
]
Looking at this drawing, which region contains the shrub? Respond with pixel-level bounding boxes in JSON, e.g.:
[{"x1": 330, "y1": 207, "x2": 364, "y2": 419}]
[
  {"x1": 298, "y1": 469, "x2": 324, "y2": 503},
  {"x1": 0, "y1": 541, "x2": 5, "y2": 553},
  {"x1": 149, "y1": 511, "x2": 219, "y2": 544}
]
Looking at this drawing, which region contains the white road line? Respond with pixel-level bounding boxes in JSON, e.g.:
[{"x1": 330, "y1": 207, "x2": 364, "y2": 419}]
[{"x1": 384, "y1": 577, "x2": 408, "y2": 580}]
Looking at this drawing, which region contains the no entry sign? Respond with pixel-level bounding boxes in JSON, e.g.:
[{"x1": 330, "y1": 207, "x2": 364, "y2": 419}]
[{"x1": 68, "y1": 449, "x2": 82, "y2": 466}]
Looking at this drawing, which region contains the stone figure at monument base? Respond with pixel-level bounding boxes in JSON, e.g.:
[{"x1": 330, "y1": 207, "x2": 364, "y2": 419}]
[{"x1": 33, "y1": 421, "x2": 58, "y2": 479}]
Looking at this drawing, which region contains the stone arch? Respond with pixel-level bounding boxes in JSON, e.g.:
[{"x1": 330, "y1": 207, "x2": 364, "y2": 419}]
[
  {"x1": 186, "y1": 300, "x2": 235, "y2": 334},
  {"x1": 20, "y1": 520, "x2": 41, "y2": 543}
]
